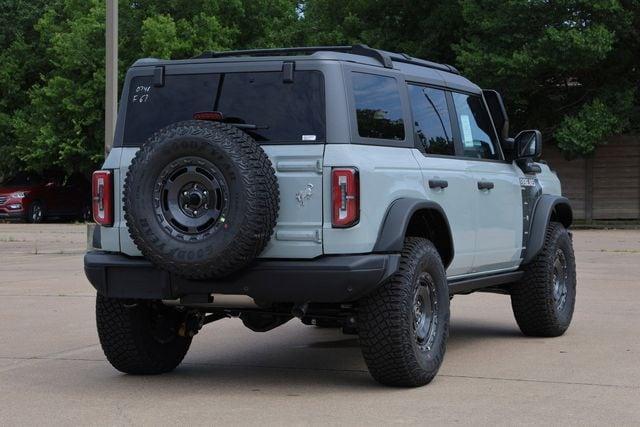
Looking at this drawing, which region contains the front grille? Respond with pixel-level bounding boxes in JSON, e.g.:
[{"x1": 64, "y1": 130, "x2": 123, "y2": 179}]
[{"x1": 0, "y1": 196, "x2": 7, "y2": 205}]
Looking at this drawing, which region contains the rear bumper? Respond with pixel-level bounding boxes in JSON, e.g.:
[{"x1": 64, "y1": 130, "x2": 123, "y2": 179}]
[{"x1": 84, "y1": 251, "x2": 400, "y2": 303}]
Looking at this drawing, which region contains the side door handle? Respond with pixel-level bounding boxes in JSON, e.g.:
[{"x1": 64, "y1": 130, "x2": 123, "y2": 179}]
[
  {"x1": 477, "y1": 181, "x2": 494, "y2": 190},
  {"x1": 429, "y1": 179, "x2": 449, "y2": 189}
]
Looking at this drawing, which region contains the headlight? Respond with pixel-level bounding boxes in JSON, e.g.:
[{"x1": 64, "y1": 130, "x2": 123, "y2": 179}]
[{"x1": 11, "y1": 192, "x2": 28, "y2": 198}]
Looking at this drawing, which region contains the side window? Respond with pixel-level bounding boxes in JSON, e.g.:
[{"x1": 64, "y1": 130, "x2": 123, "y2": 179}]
[
  {"x1": 352, "y1": 73, "x2": 405, "y2": 141},
  {"x1": 452, "y1": 92, "x2": 500, "y2": 160},
  {"x1": 408, "y1": 85, "x2": 454, "y2": 155}
]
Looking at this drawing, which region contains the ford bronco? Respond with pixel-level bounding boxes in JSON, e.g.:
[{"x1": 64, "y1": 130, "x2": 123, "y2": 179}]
[{"x1": 85, "y1": 45, "x2": 576, "y2": 387}]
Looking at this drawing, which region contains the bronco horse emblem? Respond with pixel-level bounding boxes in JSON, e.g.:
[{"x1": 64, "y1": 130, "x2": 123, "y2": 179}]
[{"x1": 295, "y1": 183, "x2": 314, "y2": 207}]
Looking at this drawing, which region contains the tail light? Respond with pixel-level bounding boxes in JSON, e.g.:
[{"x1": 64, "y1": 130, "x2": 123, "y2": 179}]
[
  {"x1": 332, "y1": 168, "x2": 359, "y2": 228},
  {"x1": 92, "y1": 170, "x2": 113, "y2": 226}
]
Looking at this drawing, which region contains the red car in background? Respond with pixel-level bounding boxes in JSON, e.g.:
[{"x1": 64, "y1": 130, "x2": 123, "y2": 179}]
[{"x1": 0, "y1": 172, "x2": 91, "y2": 223}]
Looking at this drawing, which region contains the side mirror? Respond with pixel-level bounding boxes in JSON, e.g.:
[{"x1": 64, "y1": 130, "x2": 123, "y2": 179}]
[{"x1": 514, "y1": 130, "x2": 542, "y2": 159}]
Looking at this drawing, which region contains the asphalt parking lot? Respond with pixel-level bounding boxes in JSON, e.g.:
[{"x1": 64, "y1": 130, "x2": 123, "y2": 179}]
[{"x1": 0, "y1": 224, "x2": 639, "y2": 425}]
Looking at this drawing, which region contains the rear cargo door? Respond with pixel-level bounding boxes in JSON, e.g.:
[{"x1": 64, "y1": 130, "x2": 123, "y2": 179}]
[
  {"x1": 116, "y1": 64, "x2": 326, "y2": 259},
  {"x1": 260, "y1": 145, "x2": 324, "y2": 258},
  {"x1": 212, "y1": 69, "x2": 326, "y2": 258}
]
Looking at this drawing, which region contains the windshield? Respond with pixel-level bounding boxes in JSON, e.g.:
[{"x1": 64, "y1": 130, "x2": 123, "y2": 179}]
[{"x1": 122, "y1": 70, "x2": 326, "y2": 146}]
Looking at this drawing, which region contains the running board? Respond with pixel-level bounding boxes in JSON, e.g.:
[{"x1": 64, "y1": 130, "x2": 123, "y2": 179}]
[{"x1": 448, "y1": 271, "x2": 523, "y2": 295}]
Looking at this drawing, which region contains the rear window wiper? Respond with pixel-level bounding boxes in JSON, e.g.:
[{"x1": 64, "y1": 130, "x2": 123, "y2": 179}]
[
  {"x1": 229, "y1": 123, "x2": 269, "y2": 130},
  {"x1": 192, "y1": 112, "x2": 268, "y2": 130}
]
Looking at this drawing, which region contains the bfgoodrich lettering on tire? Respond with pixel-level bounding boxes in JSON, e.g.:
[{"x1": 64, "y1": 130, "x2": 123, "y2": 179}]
[
  {"x1": 511, "y1": 222, "x2": 577, "y2": 337},
  {"x1": 123, "y1": 120, "x2": 279, "y2": 279},
  {"x1": 358, "y1": 237, "x2": 450, "y2": 387}
]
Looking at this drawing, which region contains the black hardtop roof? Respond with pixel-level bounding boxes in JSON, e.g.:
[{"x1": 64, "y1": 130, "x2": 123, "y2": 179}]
[
  {"x1": 193, "y1": 45, "x2": 461, "y2": 75},
  {"x1": 133, "y1": 45, "x2": 460, "y2": 76}
]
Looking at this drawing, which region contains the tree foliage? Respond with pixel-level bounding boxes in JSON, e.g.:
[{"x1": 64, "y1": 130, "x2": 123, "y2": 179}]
[
  {"x1": 0, "y1": 0, "x2": 638, "y2": 177},
  {"x1": 303, "y1": 0, "x2": 639, "y2": 158},
  {"x1": 453, "y1": 0, "x2": 639, "y2": 157},
  {"x1": 0, "y1": 0, "x2": 301, "y2": 176}
]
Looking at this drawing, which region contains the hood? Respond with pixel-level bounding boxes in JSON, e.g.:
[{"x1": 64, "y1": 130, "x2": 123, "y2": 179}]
[{"x1": 0, "y1": 185, "x2": 38, "y2": 195}]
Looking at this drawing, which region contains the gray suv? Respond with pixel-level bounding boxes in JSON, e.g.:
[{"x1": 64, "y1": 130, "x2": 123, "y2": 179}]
[{"x1": 85, "y1": 45, "x2": 576, "y2": 387}]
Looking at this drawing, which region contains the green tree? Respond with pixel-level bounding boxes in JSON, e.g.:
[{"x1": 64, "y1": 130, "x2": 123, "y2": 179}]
[
  {"x1": 0, "y1": 0, "x2": 58, "y2": 176},
  {"x1": 302, "y1": 0, "x2": 639, "y2": 157},
  {"x1": 0, "y1": 0, "x2": 302, "y2": 177},
  {"x1": 1, "y1": 0, "x2": 638, "y2": 178},
  {"x1": 302, "y1": 0, "x2": 463, "y2": 65},
  {"x1": 454, "y1": 0, "x2": 639, "y2": 157}
]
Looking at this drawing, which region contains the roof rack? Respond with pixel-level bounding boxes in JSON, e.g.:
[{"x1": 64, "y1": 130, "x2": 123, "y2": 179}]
[
  {"x1": 193, "y1": 45, "x2": 460, "y2": 75},
  {"x1": 392, "y1": 53, "x2": 460, "y2": 75}
]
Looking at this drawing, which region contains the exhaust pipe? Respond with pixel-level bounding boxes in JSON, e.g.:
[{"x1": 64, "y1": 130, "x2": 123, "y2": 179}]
[{"x1": 164, "y1": 294, "x2": 259, "y2": 309}]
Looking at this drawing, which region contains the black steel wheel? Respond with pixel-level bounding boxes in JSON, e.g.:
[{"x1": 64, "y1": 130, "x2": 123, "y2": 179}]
[
  {"x1": 124, "y1": 120, "x2": 279, "y2": 279},
  {"x1": 154, "y1": 157, "x2": 230, "y2": 240},
  {"x1": 414, "y1": 272, "x2": 439, "y2": 352},
  {"x1": 552, "y1": 249, "x2": 569, "y2": 311}
]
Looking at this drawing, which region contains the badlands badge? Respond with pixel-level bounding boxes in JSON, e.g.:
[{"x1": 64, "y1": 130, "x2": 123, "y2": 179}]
[{"x1": 520, "y1": 177, "x2": 537, "y2": 187}]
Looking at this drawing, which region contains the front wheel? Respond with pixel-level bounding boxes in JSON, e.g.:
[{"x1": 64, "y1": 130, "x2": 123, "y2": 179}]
[
  {"x1": 358, "y1": 237, "x2": 450, "y2": 387},
  {"x1": 96, "y1": 295, "x2": 192, "y2": 374},
  {"x1": 27, "y1": 202, "x2": 44, "y2": 223},
  {"x1": 511, "y1": 222, "x2": 576, "y2": 337}
]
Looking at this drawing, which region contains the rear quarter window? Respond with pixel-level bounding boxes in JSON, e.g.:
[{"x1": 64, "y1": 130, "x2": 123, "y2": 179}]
[{"x1": 352, "y1": 73, "x2": 405, "y2": 141}]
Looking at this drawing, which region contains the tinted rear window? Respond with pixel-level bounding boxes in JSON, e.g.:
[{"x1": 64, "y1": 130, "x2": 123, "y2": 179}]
[
  {"x1": 122, "y1": 71, "x2": 325, "y2": 146},
  {"x1": 352, "y1": 73, "x2": 405, "y2": 141}
]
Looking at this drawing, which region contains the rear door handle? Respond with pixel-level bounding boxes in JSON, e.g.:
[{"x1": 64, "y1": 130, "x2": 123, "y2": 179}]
[
  {"x1": 477, "y1": 181, "x2": 495, "y2": 190},
  {"x1": 429, "y1": 179, "x2": 449, "y2": 189}
]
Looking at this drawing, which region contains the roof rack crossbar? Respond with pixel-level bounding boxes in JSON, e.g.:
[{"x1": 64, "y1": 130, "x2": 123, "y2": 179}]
[
  {"x1": 193, "y1": 45, "x2": 458, "y2": 74},
  {"x1": 194, "y1": 45, "x2": 394, "y2": 68}
]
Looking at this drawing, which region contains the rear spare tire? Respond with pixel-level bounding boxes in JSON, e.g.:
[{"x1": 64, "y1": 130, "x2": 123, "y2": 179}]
[{"x1": 124, "y1": 120, "x2": 279, "y2": 279}]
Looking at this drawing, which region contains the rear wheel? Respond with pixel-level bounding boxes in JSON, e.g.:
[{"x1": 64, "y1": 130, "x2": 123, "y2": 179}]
[
  {"x1": 96, "y1": 295, "x2": 192, "y2": 374},
  {"x1": 511, "y1": 222, "x2": 576, "y2": 337},
  {"x1": 81, "y1": 204, "x2": 92, "y2": 222},
  {"x1": 358, "y1": 237, "x2": 449, "y2": 387}
]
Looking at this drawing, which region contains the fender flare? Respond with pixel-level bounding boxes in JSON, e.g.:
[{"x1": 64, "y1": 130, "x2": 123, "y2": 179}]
[
  {"x1": 373, "y1": 198, "x2": 454, "y2": 267},
  {"x1": 522, "y1": 194, "x2": 573, "y2": 265}
]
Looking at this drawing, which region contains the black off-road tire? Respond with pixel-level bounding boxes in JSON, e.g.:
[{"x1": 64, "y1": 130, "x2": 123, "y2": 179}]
[
  {"x1": 96, "y1": 294, "x2": 192, "y2": 375},
  {"x1": 511, "y1": 222, "x2": 576, "y2": 337},
  {"x1": 358, "y1": 238, "x2": 450, "y2": 387},
  {"x1": 124, "y1": 120, "x2": 279, "y2": 279}
]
